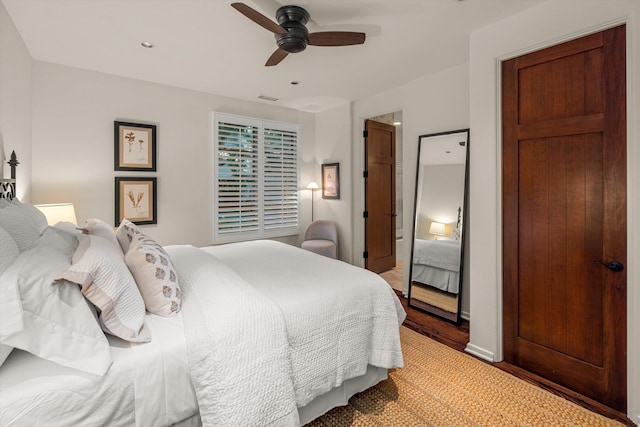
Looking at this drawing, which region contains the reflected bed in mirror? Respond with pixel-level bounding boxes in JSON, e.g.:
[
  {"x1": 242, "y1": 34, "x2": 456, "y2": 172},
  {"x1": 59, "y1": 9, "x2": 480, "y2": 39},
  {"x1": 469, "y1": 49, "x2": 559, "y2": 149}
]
[{"x1": 408, "y1": 129, "x2": 469, "y2": 324}]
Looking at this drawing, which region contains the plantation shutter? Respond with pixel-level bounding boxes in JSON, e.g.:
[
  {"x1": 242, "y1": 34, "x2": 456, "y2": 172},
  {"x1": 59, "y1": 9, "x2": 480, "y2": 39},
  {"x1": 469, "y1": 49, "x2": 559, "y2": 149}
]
[
  {"x1": 263, "y1": 127, "x2": 298, "y2": 230},
  {"x1": 213, "y1": 113, "x2": 299, "y2": 243},
  {"x1": 216, "y1": 120, "x2": 259, "y2": 237}
]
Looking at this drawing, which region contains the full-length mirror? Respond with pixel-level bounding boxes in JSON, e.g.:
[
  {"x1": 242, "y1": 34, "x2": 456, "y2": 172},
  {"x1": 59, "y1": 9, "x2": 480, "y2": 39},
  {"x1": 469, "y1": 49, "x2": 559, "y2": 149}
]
[{"x1": 408, "y1": 129, "x2": 469, "y2": 324}]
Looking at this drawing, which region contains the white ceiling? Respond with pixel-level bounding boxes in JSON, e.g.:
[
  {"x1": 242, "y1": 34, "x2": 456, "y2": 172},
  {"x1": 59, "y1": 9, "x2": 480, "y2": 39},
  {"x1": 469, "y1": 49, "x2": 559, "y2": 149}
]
[
  {"x1": 420, "y1": 131, "x2": 468, "y2": 165},
  {"x1": 2, "y1": 0, "x2": 545, "y2": 112}
]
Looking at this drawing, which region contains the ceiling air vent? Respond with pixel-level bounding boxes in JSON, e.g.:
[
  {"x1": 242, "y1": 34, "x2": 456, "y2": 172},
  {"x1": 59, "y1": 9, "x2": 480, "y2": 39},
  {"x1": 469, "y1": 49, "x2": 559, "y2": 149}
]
[{"x1": 258, "y1": 94, "x2": 279, "y2": 102}]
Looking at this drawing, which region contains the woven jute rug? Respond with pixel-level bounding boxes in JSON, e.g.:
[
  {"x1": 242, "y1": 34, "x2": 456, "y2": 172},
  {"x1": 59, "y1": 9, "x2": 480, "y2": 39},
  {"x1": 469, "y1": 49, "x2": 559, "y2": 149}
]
[{"x1": 309, "y1": 326, "x2": 622, "y2": 427}]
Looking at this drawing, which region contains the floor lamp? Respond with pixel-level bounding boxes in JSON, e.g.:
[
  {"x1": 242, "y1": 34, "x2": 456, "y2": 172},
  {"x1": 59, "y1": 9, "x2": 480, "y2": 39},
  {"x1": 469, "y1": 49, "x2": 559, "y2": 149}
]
[{"x1": 306, "y1": 181, "x2": 319, "y2": 221}]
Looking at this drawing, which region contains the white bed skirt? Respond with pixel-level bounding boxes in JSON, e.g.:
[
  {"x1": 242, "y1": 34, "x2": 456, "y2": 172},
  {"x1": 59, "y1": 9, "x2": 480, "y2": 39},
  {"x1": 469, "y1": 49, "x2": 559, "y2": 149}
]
[
  {"x1": 412, "y1": 263, "x2": 460, "y2": 294},
  {"x1": 170, "y1": 365, "x2": 388, "y2": 427},
  {"x1": 298, "y1": 365, "x2": 388, "y2": 425}
]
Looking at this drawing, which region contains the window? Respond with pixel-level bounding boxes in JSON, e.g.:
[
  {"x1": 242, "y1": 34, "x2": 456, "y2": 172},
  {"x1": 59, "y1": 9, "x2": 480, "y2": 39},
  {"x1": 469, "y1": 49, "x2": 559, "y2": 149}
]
[{"x1": 213, "y1": 113, "x2": 299, "y2": 243}]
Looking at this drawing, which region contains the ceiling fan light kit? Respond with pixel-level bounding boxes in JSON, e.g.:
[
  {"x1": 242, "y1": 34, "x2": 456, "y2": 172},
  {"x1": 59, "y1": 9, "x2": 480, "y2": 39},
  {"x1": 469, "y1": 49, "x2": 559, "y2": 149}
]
[{"x1": 231, "y1": 2, "x2": 366, "y2": 66}]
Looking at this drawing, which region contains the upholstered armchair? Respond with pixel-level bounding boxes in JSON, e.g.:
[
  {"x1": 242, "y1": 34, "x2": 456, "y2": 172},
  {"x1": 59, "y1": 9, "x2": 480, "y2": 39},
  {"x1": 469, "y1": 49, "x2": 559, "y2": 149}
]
[{"x1": 301, "y1": 220, "x2": 338, "y2": 259}]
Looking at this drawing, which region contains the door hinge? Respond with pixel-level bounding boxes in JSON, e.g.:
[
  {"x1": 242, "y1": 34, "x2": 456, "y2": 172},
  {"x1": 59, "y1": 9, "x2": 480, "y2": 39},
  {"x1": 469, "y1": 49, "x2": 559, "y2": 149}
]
[
  {"x1": 363, "y1": 251, "x2": 369, "y2": 259},
  {"x1": 363, "y1": 130, "x2": 368, "y2": 138},
  {"x1": 363, "y1": 211, "x2": 368, "y2": 218},
  {"x1": 363, "y1": 170, "x2": 368, "y2": 178}
]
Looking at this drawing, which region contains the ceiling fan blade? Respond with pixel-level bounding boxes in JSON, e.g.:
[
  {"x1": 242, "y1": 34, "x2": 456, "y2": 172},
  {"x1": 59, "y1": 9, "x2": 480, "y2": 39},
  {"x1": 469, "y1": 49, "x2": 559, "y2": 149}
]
[
  {"x1": 308, "y1": 31, "x2": 366, "y2": 46},
  {"x1": 231, "y1": 2, "x2": 287, "y2": 35},
  {"x1": 265, "y1": 49, "x2": 289, "y2": 66}
]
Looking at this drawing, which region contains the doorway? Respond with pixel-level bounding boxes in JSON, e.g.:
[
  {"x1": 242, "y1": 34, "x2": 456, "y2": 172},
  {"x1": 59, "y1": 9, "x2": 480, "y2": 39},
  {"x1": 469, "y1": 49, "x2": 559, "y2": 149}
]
[{"x1": 502, "y1": 25, "x2": 627, "y2": 411}]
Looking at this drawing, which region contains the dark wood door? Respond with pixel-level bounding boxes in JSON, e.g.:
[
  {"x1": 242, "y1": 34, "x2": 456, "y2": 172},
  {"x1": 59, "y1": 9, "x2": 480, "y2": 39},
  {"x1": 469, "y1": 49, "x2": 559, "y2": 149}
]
[
  {"x1": 502, "y1": 25, "x2": 627, "y2": 411},
  {"x1": 364, "y1": 119, "x2": 396, "y2": 273}
]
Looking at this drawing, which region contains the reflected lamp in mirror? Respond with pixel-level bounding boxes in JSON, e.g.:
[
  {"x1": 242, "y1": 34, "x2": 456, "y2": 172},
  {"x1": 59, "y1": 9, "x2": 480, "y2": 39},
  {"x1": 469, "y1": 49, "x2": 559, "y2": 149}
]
[
  {"x1": 429, "y1": 221, "x2": 445, "y2": 240},
  {"x1": 35, "y1": 203, "x2": 78, "y2": 225}
]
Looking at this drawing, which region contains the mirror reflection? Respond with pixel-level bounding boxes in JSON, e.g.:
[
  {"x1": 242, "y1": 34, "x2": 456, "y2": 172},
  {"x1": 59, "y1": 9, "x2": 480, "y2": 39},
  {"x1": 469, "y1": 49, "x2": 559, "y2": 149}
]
[{"x1": 408, "y1": 129, "x2": 469, "y2": 324}]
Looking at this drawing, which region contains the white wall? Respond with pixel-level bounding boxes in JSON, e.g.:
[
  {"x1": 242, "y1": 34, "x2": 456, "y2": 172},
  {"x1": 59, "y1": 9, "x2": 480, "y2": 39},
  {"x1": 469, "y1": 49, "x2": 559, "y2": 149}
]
[
  {"x1": 417, "y1": 164, "x2": 465, "y2": 240},
  {"x1": 306, "y1": 102, "x2": 354, "y2": 263},
  {"x1": 0, "y1": 1, "x2": 31, "y2": 199},
  {"x1": 30, "y1": 61, "x2": 316, "y2": 247},
  {"x1": 468, "y1": 0, "x2": 639, "y2": 421},
  {"x1": 352, "y1": 63, "x2": 470, "y2": 313}
]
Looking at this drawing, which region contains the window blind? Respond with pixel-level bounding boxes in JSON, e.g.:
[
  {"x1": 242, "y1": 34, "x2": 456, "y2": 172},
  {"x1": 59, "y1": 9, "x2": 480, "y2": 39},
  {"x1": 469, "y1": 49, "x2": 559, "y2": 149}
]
[{"x1": 213, "y1": 113, "x2": 299, "y2": 243}]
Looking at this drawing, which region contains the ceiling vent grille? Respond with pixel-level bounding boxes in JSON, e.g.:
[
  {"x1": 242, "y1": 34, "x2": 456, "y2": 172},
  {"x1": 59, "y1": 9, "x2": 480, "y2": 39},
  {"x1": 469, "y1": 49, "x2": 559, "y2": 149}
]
[{"x1": 258, "y1": 94, "x2": 279, "y2": 102}]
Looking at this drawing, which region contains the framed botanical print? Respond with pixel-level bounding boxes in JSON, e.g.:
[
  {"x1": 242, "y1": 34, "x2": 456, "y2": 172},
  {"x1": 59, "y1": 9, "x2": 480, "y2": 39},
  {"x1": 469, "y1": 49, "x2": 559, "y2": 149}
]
[
  {"x1": 322, "y1": 163, "x2": 340, "y2": 199},
  {"x1": 115, "y1": 177, "x2": 157, "y2": 225},
  {"x1": 114, "y1": 121, "x2": 157, "y2": 171}
]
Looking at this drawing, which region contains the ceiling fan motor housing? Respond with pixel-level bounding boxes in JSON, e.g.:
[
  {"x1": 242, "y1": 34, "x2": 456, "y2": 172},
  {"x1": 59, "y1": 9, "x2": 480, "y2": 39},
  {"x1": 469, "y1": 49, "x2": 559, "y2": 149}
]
[{"x1": 275, "y1": 5, "x2": 309, "y2": 53}]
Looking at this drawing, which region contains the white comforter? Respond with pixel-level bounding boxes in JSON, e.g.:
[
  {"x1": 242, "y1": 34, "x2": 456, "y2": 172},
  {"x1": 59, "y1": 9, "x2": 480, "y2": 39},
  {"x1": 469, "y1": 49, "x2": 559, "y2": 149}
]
[
  {"x1": 167, "y1": 240, "x2": 405, "y2": 426},
  {"x1": 413, "y1": 239, "x2": 461, "y2": 272},
  {"x1": 0, "y1": 314, "x2": 198, "y2": 427},
  {"x1": 166, "y1": 245, "x2": 299, "y2": 426}
]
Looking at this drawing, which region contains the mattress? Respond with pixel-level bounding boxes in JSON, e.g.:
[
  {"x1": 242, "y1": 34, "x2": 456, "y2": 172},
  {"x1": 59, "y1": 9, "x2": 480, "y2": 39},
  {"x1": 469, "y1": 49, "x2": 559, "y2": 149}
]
[{"x1": 0, "y1": 313, "x2": 198, "y2": 427}]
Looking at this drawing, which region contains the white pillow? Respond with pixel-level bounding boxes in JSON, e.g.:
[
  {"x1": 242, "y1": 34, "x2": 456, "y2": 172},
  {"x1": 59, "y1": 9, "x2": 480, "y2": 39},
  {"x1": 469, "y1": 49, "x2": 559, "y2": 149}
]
[
  {"x1": 116, "y1": 218, "x2": 141, "y2": 253},
  {"x1": 59, "y1": 234, "x2": 151, "y2": 343},
  {"x1": 0, "y1": 226, "x2": 19, "y2": 275},
  {"x1": 53, "y1": 221, "x2": 81, "y2": 235},
  {"x1": 0, "y1": 344, "x2": 12, "y2": 366},
  {"x1": 0, "y1": 227, "x2": 24, "y2": 341},
  {"x1": 0, "y1": 227, "x2": 113, "y2": 375},
  {"x1": 0, "y1": 203, "x2": 41, "y2": 251},
  {"x1": 11, "y1": 198, "x2": 48, "y2": 233},
  {"x1": 125, "y1": 233, "x2": 181, "y2": 317},
  {"x1": 85, "y1": 218, "x2": 121, "y2": 251},
  {"x1": 0, "y1": 198, "x2": 11, "y2": 208}
]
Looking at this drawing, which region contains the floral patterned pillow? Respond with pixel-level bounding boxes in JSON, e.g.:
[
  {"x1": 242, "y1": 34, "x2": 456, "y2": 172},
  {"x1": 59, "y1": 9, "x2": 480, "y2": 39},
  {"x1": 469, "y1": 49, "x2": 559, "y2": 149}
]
[
  {"x1": 115, "y1": 218, "x2": 141, "y2": 253},
  {"x1": 125, "y1": 233, "x2": 181, "y2": 316}
]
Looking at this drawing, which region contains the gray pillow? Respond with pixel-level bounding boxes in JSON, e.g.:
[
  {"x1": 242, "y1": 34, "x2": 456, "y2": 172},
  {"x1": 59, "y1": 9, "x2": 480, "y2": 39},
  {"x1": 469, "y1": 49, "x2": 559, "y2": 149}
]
[{"x1": 0, "y1": 204, "x2": 41, "y2": 251}]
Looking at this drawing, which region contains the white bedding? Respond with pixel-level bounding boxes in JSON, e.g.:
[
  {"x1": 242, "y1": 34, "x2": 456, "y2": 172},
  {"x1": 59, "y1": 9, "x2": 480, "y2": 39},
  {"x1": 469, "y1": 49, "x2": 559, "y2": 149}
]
[
  {"x1": 0, "y1": 313, "x2": 197, "y2": 427},
  {"x1": 166, "y1": 245, "x2": 300, "y2": 426},
  {"x1": 412, "y1": 263, "x2": 460, "y2": 294},
  {"x1": 168, "y1": 240, "x2": 405, "y2": 426},
  {"x1": 413, "y1": 239, "x2": 460, "y2": 272},
  {"x1": 412, "y1": 239, "x2": 461, "y2": 294},
  {"x1": 1, "y1": 240, "x2": 405, "y2": 427},
  {"x1": 205, "y1": 240, "x2": 406, "y2": 406}
]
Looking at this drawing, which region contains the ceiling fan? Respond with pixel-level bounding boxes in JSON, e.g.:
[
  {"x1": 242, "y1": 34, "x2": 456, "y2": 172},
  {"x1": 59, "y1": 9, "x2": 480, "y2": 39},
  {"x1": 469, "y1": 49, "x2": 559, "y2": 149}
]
[{"x1": 231, "y1": 2, "x2": 366, "y2": 66}]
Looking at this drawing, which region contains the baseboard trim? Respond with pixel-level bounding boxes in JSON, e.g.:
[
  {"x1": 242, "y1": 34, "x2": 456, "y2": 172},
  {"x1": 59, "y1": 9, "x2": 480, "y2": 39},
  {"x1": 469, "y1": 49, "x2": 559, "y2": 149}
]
[{"x1": 465, "y1": 343, "x2": 494, "y2": 362}]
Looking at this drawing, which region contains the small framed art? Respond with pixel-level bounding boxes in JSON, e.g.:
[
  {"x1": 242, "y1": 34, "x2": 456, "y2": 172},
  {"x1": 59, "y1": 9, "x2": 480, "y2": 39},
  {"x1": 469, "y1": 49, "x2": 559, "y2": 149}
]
[
  {"x1": 115, "y1": 177, "x2": 157, "y2": 225},
  {"x1": 322, "y1": 163, "x2": 340, "y2": 199},
  {"x1": 114, "y1": 121, "x2": 156, "y2": 171}
]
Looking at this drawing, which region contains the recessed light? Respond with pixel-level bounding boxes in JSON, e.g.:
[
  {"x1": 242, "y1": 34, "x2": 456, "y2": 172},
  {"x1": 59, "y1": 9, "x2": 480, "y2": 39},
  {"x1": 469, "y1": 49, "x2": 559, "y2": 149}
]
[
  {"x1": 141, "y1": 41, "x2": 155, "y2": 48},
  {"x1": 393, "y1": 121, "x2": 402, "y2": 126}
]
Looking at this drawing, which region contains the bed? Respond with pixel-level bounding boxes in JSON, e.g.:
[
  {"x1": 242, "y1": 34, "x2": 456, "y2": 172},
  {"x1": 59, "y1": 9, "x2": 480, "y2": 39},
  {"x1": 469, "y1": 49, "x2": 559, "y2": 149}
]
[
  {"x1": 0, "y1": 154, "x2": 405, "y2": 426},
  {"x1": 411, "y1": 238, "x2": 461, "y2": 294}
]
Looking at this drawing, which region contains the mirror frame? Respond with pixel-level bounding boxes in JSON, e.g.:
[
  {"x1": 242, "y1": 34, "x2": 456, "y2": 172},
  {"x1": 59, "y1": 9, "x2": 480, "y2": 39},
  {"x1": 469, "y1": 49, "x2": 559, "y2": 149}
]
[{"x1": 407, "y1": 129, "x2": 469, "y2": 325}]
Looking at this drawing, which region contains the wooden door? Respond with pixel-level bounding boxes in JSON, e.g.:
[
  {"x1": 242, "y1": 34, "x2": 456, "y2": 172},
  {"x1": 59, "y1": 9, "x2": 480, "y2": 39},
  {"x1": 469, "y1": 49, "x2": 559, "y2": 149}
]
[
  {"x1": 502, "y1": 25, "x2": 626, "y2": 411},
  {"x1": 364, "y1": 119, "x2": 396, "y2": 273}
]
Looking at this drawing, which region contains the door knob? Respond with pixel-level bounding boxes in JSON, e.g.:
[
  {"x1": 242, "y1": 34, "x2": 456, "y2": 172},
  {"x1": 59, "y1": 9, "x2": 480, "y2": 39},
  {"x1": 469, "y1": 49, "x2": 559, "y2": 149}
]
[{"x1": 593, "y1": 260, "x2": 624, "y2": 272}]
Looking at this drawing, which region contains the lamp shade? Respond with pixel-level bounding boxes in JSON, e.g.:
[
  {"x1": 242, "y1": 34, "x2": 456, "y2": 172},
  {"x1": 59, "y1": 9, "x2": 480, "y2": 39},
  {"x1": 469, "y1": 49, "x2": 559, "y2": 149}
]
[
  {"x1": 429, "y1": 221, "x2": 445, "y2": 236},
  {"x1": 306, "y1": 181, "x2": 320, "y2": 190},
  {"x1": 35, "y1": 203, "x2": 78, "y2": 225}
]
